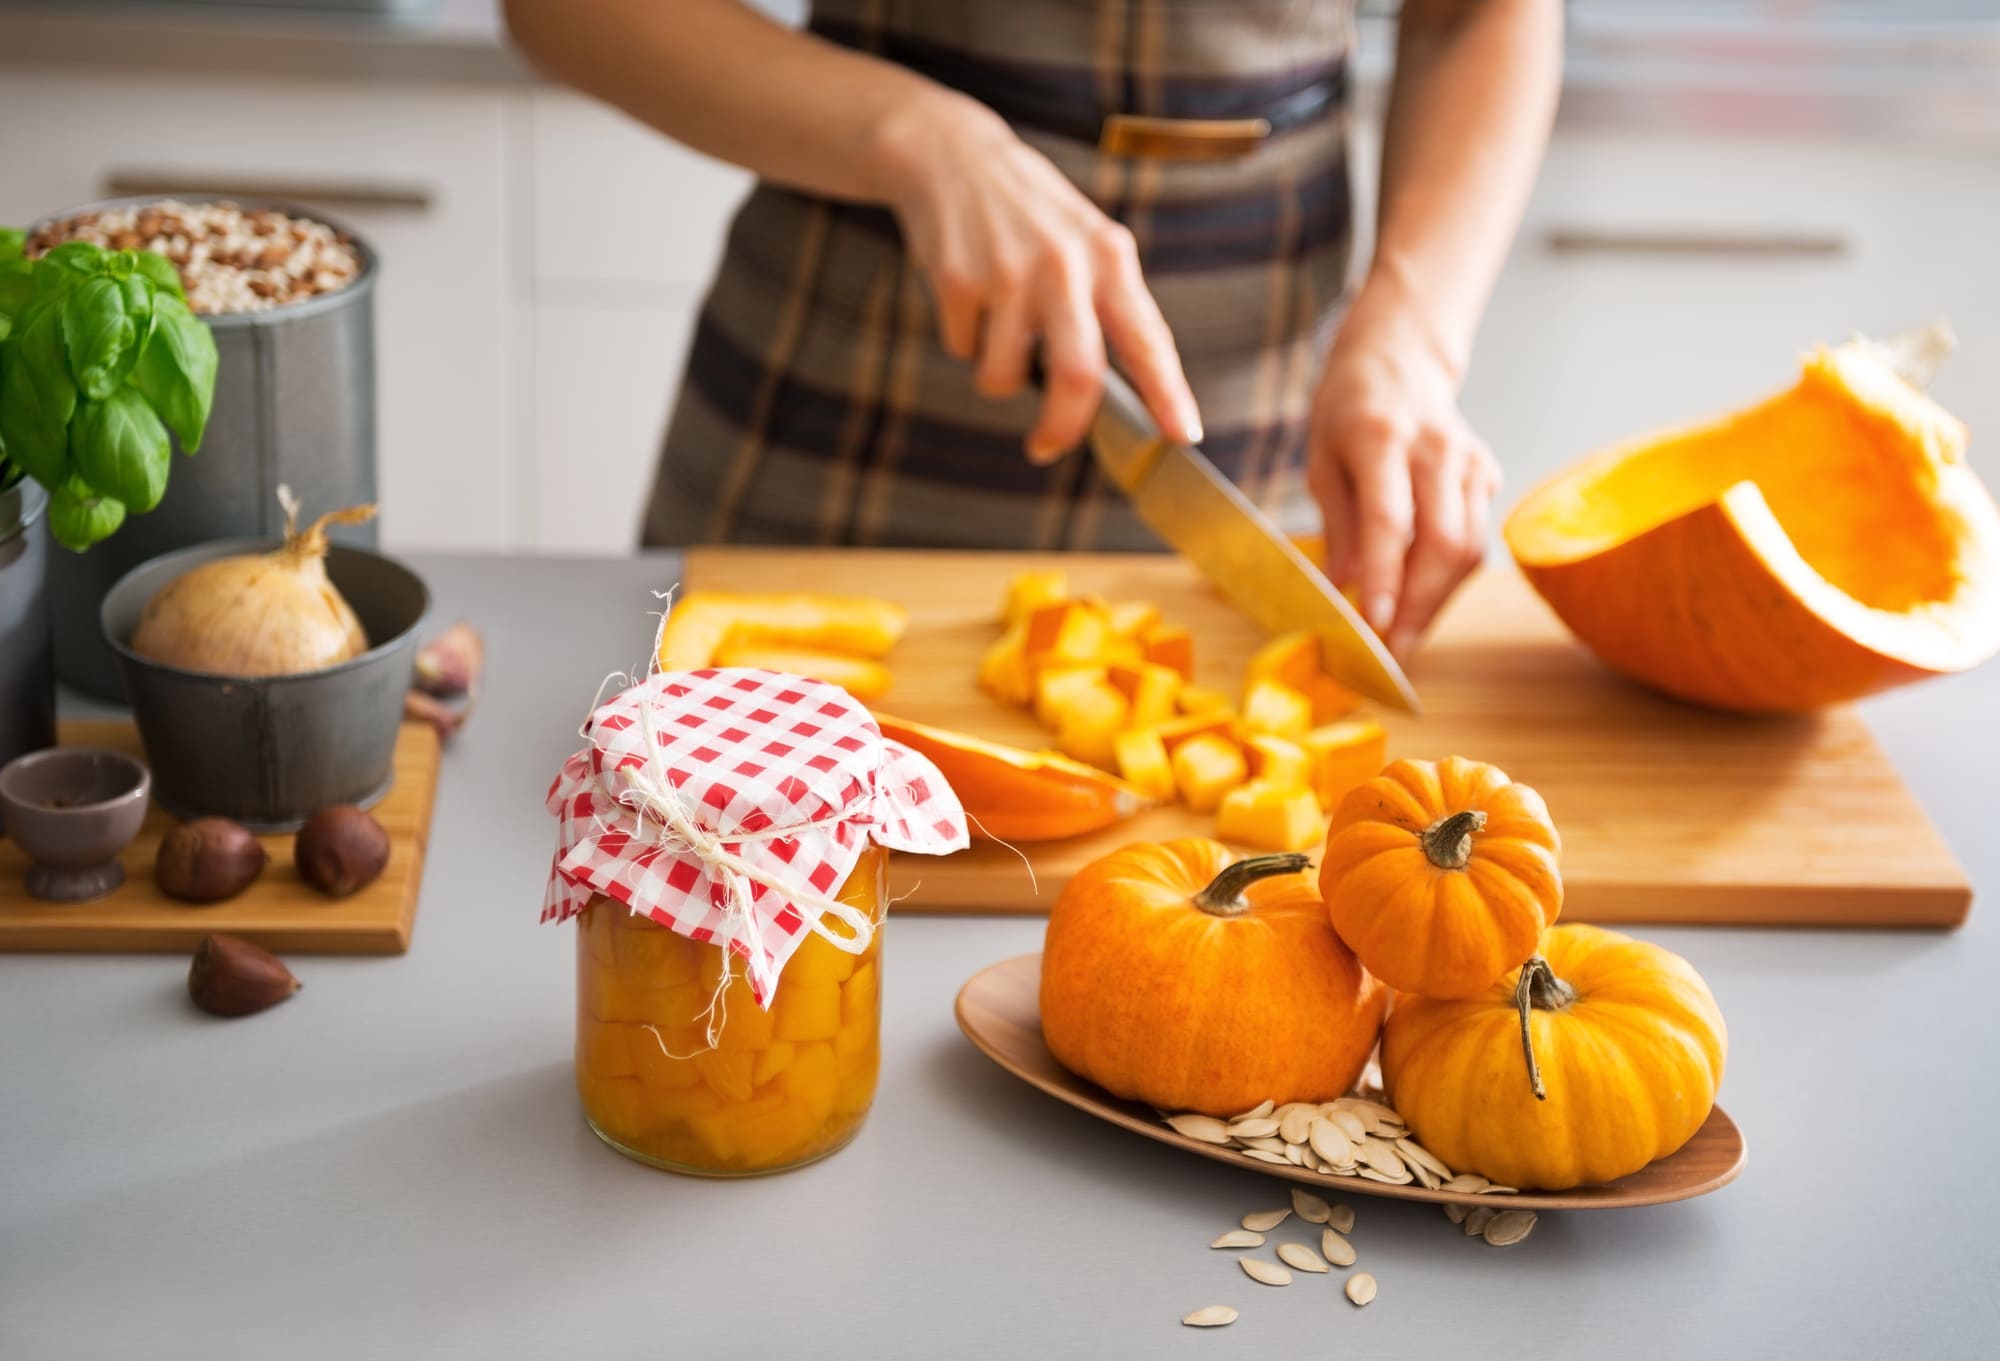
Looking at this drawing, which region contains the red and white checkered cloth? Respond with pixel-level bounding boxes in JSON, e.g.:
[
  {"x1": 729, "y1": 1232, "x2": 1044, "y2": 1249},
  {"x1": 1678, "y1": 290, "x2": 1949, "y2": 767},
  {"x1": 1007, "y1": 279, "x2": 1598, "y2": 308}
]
[{"x1": 542, "y1": 667, "x2": 968, "y2": 1005}]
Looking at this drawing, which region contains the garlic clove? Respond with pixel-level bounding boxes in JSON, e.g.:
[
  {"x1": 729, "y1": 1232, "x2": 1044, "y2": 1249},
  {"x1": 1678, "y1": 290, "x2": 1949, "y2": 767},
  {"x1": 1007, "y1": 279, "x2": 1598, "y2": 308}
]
[
  {"x1": 413, "y1": 621, "x2": 485, "y2": 698},
  {"x1": 188, "y1": 933, "x2": 300, "y2": 1017}
]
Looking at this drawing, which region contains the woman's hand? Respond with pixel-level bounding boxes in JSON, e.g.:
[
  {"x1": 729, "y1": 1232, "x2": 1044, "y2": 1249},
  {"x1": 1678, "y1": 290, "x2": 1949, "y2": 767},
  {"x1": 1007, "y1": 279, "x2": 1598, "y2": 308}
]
[
  {"x1": 1307, "y1": 280, "x2": 1501, "y2": 660},
  {"x1": 874, "y1": 95, "x2": 1202, "y2": 462}
]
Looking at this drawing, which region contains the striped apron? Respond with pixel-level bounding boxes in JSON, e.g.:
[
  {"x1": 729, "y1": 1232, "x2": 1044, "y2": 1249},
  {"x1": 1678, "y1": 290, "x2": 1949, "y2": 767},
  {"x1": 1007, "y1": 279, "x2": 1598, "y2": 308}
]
[{"x1": 642, "y1": 0, "x2": 1356, "y2": 552}]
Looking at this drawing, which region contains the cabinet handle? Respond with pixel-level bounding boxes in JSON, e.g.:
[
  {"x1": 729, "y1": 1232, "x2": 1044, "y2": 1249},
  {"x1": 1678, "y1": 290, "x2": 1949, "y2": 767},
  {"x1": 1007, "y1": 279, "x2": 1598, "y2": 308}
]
[
  {"x1": 1545, "y1": 227, "x2": 1848, "y2": 259},
  {"x1": 101, "y1": 171, "x2": 433, "y2": 214}
]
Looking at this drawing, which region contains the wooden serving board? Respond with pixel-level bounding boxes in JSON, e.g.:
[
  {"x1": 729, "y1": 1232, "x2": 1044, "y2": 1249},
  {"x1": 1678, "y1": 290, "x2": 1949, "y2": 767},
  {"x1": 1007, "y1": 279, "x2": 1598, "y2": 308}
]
[
  {"x1": 0, "y1": 720, "x2": 441, "y2": 954},
  {"x1": 685, "y1": 547, "x2": 1972, "y2": 928}
]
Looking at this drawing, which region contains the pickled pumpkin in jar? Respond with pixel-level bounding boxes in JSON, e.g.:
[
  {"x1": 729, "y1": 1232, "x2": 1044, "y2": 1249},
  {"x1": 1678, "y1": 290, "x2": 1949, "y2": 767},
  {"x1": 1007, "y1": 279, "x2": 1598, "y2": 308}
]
[{"x1": 574, "y1": 844, "x2": 886, "y2": 1174}]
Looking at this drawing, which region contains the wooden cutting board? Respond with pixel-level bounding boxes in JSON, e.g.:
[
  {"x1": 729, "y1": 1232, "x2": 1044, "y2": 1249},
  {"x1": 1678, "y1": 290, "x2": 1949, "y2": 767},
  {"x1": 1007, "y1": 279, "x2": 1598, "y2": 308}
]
[
  {"x1": 0, "y1": 720, "x2": 440, "y2": 954},
  {"x1": 684, "y1": 547, "x2": 1971, "y2": 927}
]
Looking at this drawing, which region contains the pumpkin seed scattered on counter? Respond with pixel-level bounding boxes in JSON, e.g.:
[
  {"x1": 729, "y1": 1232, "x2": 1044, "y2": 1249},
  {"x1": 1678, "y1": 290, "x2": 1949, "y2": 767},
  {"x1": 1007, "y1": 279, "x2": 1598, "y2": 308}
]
[{"x1": 1181, "y1": 1306, "x2": 1237, "y2": 1329}]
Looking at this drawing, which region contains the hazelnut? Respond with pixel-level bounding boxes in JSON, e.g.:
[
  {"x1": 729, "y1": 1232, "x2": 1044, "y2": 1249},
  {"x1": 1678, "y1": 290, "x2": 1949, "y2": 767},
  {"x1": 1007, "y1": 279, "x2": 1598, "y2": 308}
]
[
  {"x1": 156, "y1": 818, "x2": 268, "y2": 903},
  {"x1": 295, "y1": 806, "x2": 390, "y2": 897},
  {"x1": 188, "y1": 933, "x2": 300, "y2": 1018}
]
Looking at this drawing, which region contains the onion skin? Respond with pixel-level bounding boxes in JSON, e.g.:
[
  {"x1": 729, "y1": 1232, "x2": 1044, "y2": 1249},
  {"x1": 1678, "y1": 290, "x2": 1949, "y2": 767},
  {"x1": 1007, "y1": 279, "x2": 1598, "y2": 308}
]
[{"x1": 131, "y1": 500, "x2": 376, "y2": 678}]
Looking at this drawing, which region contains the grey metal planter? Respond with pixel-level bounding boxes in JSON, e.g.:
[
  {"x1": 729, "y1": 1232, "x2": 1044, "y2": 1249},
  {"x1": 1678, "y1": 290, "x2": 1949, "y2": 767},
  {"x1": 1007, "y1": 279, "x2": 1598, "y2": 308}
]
[
  {"x1": 40, "y1": 195, "x2": 381, "y2": 701},
  {"x1": 0, "y1": 478, "x2": 56, "y2": 835}
]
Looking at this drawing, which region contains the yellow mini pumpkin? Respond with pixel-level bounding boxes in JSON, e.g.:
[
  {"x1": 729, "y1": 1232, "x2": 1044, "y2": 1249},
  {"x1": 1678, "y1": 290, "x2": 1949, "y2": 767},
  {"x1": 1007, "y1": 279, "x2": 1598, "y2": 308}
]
[
  {"x1": 1041, "y1": 840, "x2": 1388, "y2": 1117},
  {"x1": 1380, "y1": 923, "x2": 1727, "y2": 1190},
  {"x1": 1320, "y1": 756, "x2": 1561, "y2": 999}
]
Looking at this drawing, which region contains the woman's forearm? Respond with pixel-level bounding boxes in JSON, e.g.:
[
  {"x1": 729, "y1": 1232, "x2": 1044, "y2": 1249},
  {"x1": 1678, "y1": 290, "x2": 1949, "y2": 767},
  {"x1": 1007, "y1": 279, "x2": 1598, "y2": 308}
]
[
  {"x1": 502, "y1": 0, "x2": 990, "y2": 206},
  {"x1": 1363, "y1": 0, "x2": 1564, "y2": 379}
]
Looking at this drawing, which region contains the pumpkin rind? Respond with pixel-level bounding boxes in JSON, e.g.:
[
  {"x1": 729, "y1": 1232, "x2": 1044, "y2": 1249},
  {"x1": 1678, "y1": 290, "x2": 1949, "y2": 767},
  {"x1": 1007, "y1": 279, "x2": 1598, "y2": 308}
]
[
  {"x1": 1505, "y1": 340, "x2": 2000, "y2": 712},
  {"x1": 874, "y1": 713, "x2": 1147, "y2": 842},
  {"x1": 1040, "y1": 839, "x2": 1388, "y2": 1116},
  {"x1": 1380, "y1": 923, "x2": 1727, "y2": 1190},
  {"x1": 1319, "y1": 756, "x2": 1561, "y2": 1000}
]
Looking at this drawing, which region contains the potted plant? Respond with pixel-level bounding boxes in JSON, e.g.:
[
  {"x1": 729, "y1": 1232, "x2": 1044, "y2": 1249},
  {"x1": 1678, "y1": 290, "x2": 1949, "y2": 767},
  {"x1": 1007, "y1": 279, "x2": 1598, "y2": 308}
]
[{"x1": 0, "y1": 226, "x2": 218, "y2": 791}]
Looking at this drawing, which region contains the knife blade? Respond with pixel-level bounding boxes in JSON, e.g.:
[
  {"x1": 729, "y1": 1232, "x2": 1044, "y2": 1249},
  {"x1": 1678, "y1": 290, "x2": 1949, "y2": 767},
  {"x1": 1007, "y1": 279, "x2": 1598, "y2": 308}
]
[{"x1": 1088, "y1": 370, "x2": 1420, "y2": 714}]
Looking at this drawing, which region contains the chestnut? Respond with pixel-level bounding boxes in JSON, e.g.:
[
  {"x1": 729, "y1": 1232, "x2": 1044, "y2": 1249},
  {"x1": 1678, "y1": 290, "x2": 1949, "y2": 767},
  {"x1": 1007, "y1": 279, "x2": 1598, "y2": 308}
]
[
  {"x1": 294, "y1": 806, "x2": 390, "y2": 898},
  {"x1": 156, "y1": 818, "x2": 268, "y2": 903}
]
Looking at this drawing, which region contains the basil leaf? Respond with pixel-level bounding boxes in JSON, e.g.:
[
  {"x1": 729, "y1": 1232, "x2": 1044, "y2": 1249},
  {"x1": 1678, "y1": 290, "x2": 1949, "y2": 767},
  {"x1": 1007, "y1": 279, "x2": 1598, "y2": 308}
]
[
  {"x1": 0, "y1": 261, "x2": 32, "y2": 320},
  {"x1": 0, "y1": 228, "x2": 23, "y2": 265},
  {"x1": 33, "y1": 240, "x2": 104, "y2": 291},
  {"x1": 131, "y1": 250, "x2": 185, "y2": 301},
  {"x1": 62, "y1": 275, "x2": 147, "y2": 401},
  {"x1": 0, "y1": 298, "x2": 77, "y2": 488},
  {"x1": 129, "y1": 293, "x2": 216, "y2": 452},
  {"x1": 47, "y1": 474, "x2": 126, "y2": 552},
  {"x1": 72, "y1": 386, "x2": 170, "y2": 513}
]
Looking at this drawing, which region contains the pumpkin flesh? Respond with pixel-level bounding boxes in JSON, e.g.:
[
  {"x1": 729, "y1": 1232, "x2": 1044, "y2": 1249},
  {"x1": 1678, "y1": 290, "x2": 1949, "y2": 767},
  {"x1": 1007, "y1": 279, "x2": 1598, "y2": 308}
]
[
  {"x1": 1506, "y1": 342, "x2": 2000, "y2": 711},
  {"x1": 873, "y1": 713, "x2": 1148, "y2": 842}
]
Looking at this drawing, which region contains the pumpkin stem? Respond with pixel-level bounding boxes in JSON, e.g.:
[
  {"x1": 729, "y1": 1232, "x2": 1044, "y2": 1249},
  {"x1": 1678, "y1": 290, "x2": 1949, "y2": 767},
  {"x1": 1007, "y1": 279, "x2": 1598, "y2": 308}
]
[
  {"x1": 1512, "y1": 956, "x2": 1578, "y2": 1102},
  {"x1": 1419, "y1": 809, "x2": 1487, "y2": 870},
  {"x1": 1194, "y1": 853, "x2": 1312, "y2": 918}
]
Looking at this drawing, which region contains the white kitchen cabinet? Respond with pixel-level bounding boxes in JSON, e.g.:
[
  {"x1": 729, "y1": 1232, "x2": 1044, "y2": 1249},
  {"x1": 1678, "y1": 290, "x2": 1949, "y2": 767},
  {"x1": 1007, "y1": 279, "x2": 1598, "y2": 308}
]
[
  {"x1": 0, "y1": 69, "x2": 518, "y2": 552},
  {"x1": 528, "y1": 302, "x2": 700, "y2": 554},
  {"x1": 1460, "y1": 130, "x2": 2000, "y2": 493}
]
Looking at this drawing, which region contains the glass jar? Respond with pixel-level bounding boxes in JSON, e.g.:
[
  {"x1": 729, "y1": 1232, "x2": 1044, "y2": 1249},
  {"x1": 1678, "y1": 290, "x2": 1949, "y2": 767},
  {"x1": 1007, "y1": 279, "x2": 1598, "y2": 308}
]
[{"x1": 574, "y1": 843, "x2": 887, "y2": 1175}]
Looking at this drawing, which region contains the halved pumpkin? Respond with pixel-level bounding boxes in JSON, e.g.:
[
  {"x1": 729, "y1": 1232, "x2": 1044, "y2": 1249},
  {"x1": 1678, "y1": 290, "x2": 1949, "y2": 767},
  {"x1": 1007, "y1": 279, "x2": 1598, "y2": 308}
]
[
  {"x1": 874, "y1": 714, "x2": 1150, "y2": 842},
  {"x1": 1505, "y1": 337, "x2": 2000, "y2": 711}
]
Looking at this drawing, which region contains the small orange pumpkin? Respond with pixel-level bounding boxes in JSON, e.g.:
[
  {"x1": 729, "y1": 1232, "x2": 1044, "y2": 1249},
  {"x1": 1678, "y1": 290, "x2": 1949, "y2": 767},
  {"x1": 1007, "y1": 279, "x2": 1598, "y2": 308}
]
[
  {"x1": 1040, "y1": 839, "x2": 1387, "y2": 1116},
  {"x1": 1380, "y1": 923, "x2": 1728, "y2": 1190},
  {"x1": 1319, "y1": 756, "x2": 1561, "y2": 1000}
]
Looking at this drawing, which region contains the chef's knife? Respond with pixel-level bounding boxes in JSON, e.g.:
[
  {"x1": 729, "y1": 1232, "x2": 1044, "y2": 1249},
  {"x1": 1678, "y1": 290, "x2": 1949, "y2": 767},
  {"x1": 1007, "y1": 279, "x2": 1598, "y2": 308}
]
[{"x1": 1087, "y1": 370, "x2": 1420, "y2": 714}]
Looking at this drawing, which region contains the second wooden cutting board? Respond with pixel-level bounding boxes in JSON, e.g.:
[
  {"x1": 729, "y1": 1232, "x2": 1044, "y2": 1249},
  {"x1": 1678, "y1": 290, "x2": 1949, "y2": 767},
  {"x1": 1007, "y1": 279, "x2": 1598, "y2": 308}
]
[{"x1": 684, "y1": 547, "x2": 1970, "y2": 927}]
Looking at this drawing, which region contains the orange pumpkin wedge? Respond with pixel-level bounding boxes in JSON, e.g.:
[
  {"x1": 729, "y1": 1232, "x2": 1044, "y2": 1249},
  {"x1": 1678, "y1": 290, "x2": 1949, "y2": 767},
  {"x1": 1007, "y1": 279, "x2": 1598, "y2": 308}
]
[
  {"x1": 659, "y1": 592, "x2": 908, "y2": 671},
  {"x1": 873, "y1": 714, "x2": 1150, "y2": 842},
  {"x1": 1505, "y1": 335, "x2": 2000, "y2": 711}
]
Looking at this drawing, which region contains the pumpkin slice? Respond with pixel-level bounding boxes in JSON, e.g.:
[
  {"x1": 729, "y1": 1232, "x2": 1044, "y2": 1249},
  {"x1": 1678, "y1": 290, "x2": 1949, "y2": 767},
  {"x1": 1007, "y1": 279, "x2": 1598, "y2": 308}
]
[
  {"x1": 874, "y1": 714, "x2": 1150, "y2": 842},
  {"x1": 1216, "y1": 780, "x2": 1324, "y2": 852},
  {"x1": 709, "y1": 644, "x2": 892, "y2": 701},
  {"x1": 1505, "y1": 335, "x2": 2000, "y2": 711},
  {"x1": 659, "y1": 592, "x2": 908, "y2": 671}
]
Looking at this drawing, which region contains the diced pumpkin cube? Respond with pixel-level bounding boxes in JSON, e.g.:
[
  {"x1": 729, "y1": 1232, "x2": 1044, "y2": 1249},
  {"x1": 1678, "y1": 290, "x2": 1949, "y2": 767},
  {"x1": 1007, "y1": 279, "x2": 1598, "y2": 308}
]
[
  {"x1": 1303, "y1": 718, "x2": 1388, "y2": 809},
  {"x1": 686, "y1": 1093, "x2": 786, "y2": 1162},
  {"x1": 709, "y1": 644, "x2": 892, "y2": 701},
  {"x1": 1106, "y1": 661, "x2": 1181, "y2": 728},
  {"x1": 1245, "y1": 631, "x2": 1322, "y2": 693},
  {"x1": 774, "y1": 981, "x2": 843, "y2": 1042},
  {"x1": 1102, "y1": 599, "x2": 1162, "y2": 638},
  {"x1": 630, "y1": 1023, "x2": 703, "y2": 1088},
  {"x1": 841, "y1": 961, "x2": 880, "y2": 1028},
  {"x1": 782, "y1": 1041, "x2": 840, "y2": 1127},
  {"x1": 1216, "y1": 779, "x2": 1324, "y2": 852},
  {"x1": 1048, "y1": 679, "x2": 1130, "y2": 769},
  {"x1": 978, "y1": 620, "x2": 1035, "y2": 708},
  {"x1": 577, "y1": 1074, "x2": 652, "y2": 1142},
  {"x1": 659, "y1": 980, "x2": 715, "y2": 1028},
  {"x1": 1024, "y1": 600, "x2": 1109, "y2": 668},
  {"x1": 1171, "y1": 733, "x2": 1248, "y2": 813},
  {"x1": 1150, "y1": 710, "x2": 1238, "y2": 752},
  {"x1": 585, "y1": 973, "x2": 672, "y2": 1026},
  {"x1": 708, "y1": 979, "x2": 775, "y2": 1052},
  {"x1": 725, "y1": 1097, "x2": 822, "y2": 1167},
  {"x1": 611, "y1": 917, "x2": 700, "y2": 990},
  {"x1": 1243, "y1": 735, "x2": 1311, "y2": 789},
  {"x1": 579, "y1": 1020, "x2": 638, "y2": 1079},
  {"x1": 1302, "y1": 673, "x2": 1360, "y2": 723},
  {"x1": 752, "y1": 1040, "x2": 798, "y2": 1087},
  {"x1": 1112, "y1": 728, "x2": 1176, "y2": 803},
  {"x1": 1240, "y1": 679, "x2": 1312, "y2": 739},
  {"x1": 1140, "y1": 623, "x2": 1194, "y2": 679},
  {"x1": 1032, "y1": 666, "x2": 1109, "y2": 727},
  {"x1": 1176, "y1": 684, "x2": 1234, "y2": 715},
  {"x1": 1001, "y1": 569, "x2": 1069, "y2": 626},
  {"x1": 786, "y1": 928, "x2": 858, "y2": 985},
  {"x1": 695, "y1": 1049, "x2": 758, "y2": 1102}
]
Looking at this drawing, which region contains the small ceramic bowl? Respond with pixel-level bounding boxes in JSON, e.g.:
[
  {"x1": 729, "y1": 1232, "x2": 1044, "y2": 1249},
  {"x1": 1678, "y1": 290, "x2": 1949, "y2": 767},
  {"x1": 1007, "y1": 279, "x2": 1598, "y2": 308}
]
[{"x1": 0, "y1": 748, "x2": 152, "y2": 903}]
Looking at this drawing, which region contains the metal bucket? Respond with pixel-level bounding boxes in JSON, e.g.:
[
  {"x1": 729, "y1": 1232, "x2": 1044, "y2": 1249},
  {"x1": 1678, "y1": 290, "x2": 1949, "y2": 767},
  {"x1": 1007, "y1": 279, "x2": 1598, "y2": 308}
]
[
  {"x1": 0, "y1": 478, "x2": 55, "y2": 834},
  {"x1": 41, "y1": 195, "x2": 380, "y2": 701}
]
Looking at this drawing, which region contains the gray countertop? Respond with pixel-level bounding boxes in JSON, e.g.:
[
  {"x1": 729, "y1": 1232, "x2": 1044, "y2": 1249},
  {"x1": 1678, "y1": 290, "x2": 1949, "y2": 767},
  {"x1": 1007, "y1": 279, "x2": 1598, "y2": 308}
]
[{"x1": 2, "y1": 550, "x2": 1997, "y2": 1359}]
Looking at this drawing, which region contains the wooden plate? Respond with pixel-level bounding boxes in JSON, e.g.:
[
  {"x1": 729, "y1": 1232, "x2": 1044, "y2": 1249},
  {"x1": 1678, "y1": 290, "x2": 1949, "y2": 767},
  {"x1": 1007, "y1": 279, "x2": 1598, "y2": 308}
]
[{"x1": 954, "y1": 952, "x2": 1746, "y2": 1212}]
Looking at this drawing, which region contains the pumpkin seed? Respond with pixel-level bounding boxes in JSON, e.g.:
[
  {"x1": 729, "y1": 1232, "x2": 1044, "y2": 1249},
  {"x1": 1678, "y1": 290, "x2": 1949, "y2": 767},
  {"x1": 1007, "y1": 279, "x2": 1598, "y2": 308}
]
[
  {"x1": 1355, "y1": 1140, "x2": 1408, "y2": 1179},
  {"x1": 1443, "y1": 1203, "x2": 1469, "y2": 1225},
  {"x1": 1283, "y1": 1143, "x2": 1307, "y2": 1165},
  {"x1": 1357, "y1": 1167, "x2": 1414, "y2": 1185},
  {"x1": 1182, "y1": 1305, "x2": 1238, "y2": 1328},
  {"x1": 1309, "y1": 1120, "x2": 1355, "y2": 1167},
  {"x1": 1232, "y1": 1099, "x2": 1277, "y2": 1123},
  {"x1": 1291, "y1": 1188, "x2": 1333, "y2": 1224},
  {"x1": 1278, "y1": 1105, "x2": 1317, "y2": 1145},
  {"x1": 1241, "y1": 1258, "x2": 1293, "y2": 1287},
  {"x1": 1411, "y1": 1161, "x2": 1443, "y2": 1190},
  {"x1": 1240, "y1": 1148, "x2": 1292, "y2": 1165},
  {"x1": 1482, "y1": 1210, "x2": 1538, "y2": 1247},
  {"x1": 1463, "y1": 1206, "x2": 1497, "y2": 1237},
  {"x1": 1236, "y1": 1134, "x2": 1288, "y2": 1154},
  {"x1": 1396, "y1": 1138, "x2": 1452, "y2": 1180},
  {"x1": 1320, "y1": 1228, "x2": 1357, "y2": 1266},
  {"x1": 1211, "y1": 1229, "x2": 1265, "y2": 1249},
  {"x1": 1242, "y1": 1208, "x2": 1292, "y2": 1232},
  {"x1": 1327, "y1": 1203, "x2": 1355, "y2": 1234},
  {"x1": 1229, "y1": 1116, "x2": 1282, "y2": 1140},
  {"x1": 1440, "y1": 1174, "x2": 1490, "y2": 1194},
  {"x1": 1167, "y1": 1113, "x2": 1234, "y2": 1144},
  {"x1": 1327, "y1": 1110, "x2": 1369, "y2": 1144},
  {"x1": 1478, "y1": 1185, "x2": 1520, "y2": 1195},
  {"x1": 1345, "y1": 1272, "x2": 1378, "y2": 1306},
  {"x1": 1278, "y1": 1242, "x2": 1330, "y2": 1273}
]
